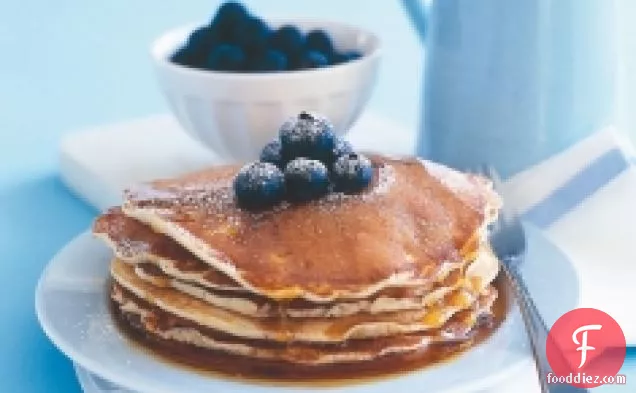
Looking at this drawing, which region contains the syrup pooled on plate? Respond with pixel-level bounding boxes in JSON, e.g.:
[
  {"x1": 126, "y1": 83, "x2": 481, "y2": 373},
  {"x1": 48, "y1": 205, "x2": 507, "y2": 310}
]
[{"x1": 109, "y1": 276, "x2": 509, "y2": 385}]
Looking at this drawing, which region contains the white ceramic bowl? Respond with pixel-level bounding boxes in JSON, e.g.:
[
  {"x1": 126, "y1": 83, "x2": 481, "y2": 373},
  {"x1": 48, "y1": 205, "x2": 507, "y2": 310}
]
[{"x1": 151, "y1": 20, "x2": 381, "y2": 162}]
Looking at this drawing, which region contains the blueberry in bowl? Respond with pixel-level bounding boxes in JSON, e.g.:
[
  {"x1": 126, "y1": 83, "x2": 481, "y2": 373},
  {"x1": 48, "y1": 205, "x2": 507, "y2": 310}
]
[
  {"x1": 305, "y1": 29, "x2": 335, "y2": 56},
  {"x1": 298, "y1": 50, "x2": 329, "y2": 69},
  {"x1": 229, "y1": 17, "x2": 271, "y2": 54},
  {"x1": 211, "y1": 1, "x2": 250, "y2": 36},
  {"x1": 166, "y1": 2, "x2": 368, "y2": 73},
  {"x1": 205, "y1": 44, "x2": 246, "y2": 71},
  {"x1": 333, "y1": 50, "x2": 363, "y2": 64},
  {"x1": 171, "y1": 26, "x2": 219, "y2": 67},
  {"x1": 248, "y1": 49, "x2": 288, "y2": 72},
  {"x1": 270, "y1": 25, "x2": 305, "y2": 61}
]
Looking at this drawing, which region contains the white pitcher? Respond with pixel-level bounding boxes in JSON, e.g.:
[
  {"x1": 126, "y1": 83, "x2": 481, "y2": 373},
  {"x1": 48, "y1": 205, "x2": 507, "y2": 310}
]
[{"x1": 402, "y1": 0, "x2": 618, "y2": 178}]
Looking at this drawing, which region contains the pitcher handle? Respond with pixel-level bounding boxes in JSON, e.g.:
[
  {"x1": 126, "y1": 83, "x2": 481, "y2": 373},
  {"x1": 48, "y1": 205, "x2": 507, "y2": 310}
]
[{"x1": 400, "y1": 0, "x2": 428, "y2": 46}]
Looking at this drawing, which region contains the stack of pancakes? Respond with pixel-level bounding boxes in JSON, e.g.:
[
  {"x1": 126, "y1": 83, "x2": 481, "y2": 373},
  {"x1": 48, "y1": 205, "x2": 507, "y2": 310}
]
[{"x1": 94, "y1": 156, "x2": 502, "y2": 369}]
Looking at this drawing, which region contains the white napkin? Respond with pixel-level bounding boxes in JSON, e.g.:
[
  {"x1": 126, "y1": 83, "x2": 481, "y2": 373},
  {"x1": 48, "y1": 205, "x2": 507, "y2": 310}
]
[{"x1": 502, "y1": 127, "x2": 636, "y2": 344}]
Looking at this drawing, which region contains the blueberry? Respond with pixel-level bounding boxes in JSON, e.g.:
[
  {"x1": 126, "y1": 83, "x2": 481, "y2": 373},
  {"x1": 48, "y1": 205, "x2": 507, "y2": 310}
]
[
  {"x1": 171, "y1": 46, "x2": 200, "y2": 67},
  {"x1": 286, "y1": 53, "x2": 304, "y2": 70},
  {"x1": 333, "y1": 50, "x2": 362, "y2": 64},
  {"x1": 284, "y1": 158, "x2": 330, "y2": 202},
  {"x1": 259, "y1": 140, "x2": 284, "y2": 168},
  {"x1": 229, "y1": 17, "x2": 270, "y2": 52},
  {"x1": 305, "y1": 30, "x2": 335, "y2": 56},
  {"x1": 270, "y1": 25, "x2": 305, "y2": 59},
  {"x1": 279, "y1": 111, "x2": 336, "y2": 162},
  {"x1": 188, "y1": 26, "x2": 219, "y2": 51},
  {"x1": 299, "y1": 50, "x2": 329, "y2": 69},
  {"x1": 329, "y1": 137, "x2": 354, "y2": 164},
  {"x1": 346, "y1": 51, "x2": 362, "y2": 61},
  {"x1": 211, "y1": 2, "x2": 250, "y2": 37},
  {"x1": 206, "y1": 44, "x2": 246, "y2": 71},
  {"x1": 332, "y1": 153, "x2": 373, "y2": 193},
  {"x1": 249, "y1": 49, "x2": 288, "y2": 72},
  {"x1": 234, "y1": 162, "x2": 285, "y2": 210},
  {"x1": 173, "y1": 27, "x2": 219, "y2": 67}
]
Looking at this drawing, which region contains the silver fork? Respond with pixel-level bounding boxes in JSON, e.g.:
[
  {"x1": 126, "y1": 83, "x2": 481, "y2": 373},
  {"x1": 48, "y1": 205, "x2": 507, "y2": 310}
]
[{"x1": 478, "y1": 165, "x2": 589, "y2": 393}]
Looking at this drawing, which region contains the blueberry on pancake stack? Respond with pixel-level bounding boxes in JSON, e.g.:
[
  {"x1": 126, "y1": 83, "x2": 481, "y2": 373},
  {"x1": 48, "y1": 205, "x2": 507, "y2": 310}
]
[{"x1": 93, "y1": 112, "x2": 503, "y2": 378}]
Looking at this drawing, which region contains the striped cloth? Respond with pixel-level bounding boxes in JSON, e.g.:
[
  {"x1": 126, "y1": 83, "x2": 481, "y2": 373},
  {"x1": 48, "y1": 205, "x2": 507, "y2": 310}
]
[{"x1": 503, "y1": 128, "x2": 636, "y2": 344}]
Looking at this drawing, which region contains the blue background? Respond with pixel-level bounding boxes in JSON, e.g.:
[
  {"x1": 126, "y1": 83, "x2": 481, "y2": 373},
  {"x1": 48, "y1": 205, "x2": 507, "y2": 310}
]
[{"x1": 0, "y1": 1, "x2": 631, "y2": 391}]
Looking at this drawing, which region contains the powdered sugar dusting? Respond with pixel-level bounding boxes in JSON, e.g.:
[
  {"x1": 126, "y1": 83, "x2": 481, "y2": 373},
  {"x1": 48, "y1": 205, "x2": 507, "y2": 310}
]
[
  {"x1": 285, "y1": 158, "x2": 328, "y2": 178},
  {"x1": 333, "y1": 153, "x2": 371, "y2": 178},
  {"x1": 125, "y1": 183, "x2": 181, "y2": 202},
  {"x1": 373, "y1": 164, "x2": 396, "y2": 195},
  {"x1": 416, "y1": 158, "x2": 499, "y2": 213},
  {"x1": 280, "y1": 112, "x2": 332, "y2": 145},
  {"x1": 126, "y1": 161, "x2": 396, "y2": 222},
  {"x1": 317, "y1": 163, "x2": 396, "y2": 211},
  {"x1": 246, "y1": 162, "x2": 396, "y2": 215},
  {"x1": 116, "y1": 239, "x2": 150, "y2": 259},
  {"x1": 237, "y1": 162, "x2": 282, "y2": 190},
  {"x1": 127, "y1": 177, "x2": 235, "y2": 213},
  {"x1": 417, "y1": 158, "x2": 485, "y2": 196}
]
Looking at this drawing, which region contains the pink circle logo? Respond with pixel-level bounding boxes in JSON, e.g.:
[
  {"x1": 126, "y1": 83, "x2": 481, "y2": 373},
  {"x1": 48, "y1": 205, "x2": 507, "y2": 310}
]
[{"x1": 546, "y1": 308, "x2": 626, "y2": 388}]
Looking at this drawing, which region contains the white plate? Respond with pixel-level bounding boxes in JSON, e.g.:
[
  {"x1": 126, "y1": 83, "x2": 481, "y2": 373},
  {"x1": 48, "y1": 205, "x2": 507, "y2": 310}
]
[{"x1": 36, "y1": 224, "x2": 579, "y2": 393}]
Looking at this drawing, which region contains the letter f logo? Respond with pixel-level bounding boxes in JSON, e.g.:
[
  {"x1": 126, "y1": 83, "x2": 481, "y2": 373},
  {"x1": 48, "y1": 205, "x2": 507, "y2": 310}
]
[{"x1": 572, "y1": 324, "x2": 603, "y2": 368}]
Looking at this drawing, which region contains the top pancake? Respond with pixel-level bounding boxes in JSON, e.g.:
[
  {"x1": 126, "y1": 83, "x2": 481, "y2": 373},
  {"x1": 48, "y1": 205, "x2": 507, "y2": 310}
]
[{"x1": 121, "y1": 156, "x2": 500, "y2": 301}]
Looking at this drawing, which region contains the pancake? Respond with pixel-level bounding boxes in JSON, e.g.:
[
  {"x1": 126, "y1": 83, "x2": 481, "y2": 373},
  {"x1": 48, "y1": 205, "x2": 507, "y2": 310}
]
[
  {"x1": 94, "y1": 208, "x2": 466, "y2": 297},
  {"x1": 121, "y1": 156, "x2": 500, "y2": 301},
  {"x1": 94, "y1": 208, "x2": 243, "y2": 292},
  {"x1": 96, "y1": 208, "x2": 499, "y2": 318},
  {"x1": 111, "y1": 282, "x2": 498, "y2": 365},
  {"x1": 111, "y1": 259, "x2": 495, "y2": 343},
  {"x1": 95, "y1": 153, "x2": 505, "y2": 374},
  {"x1": 130, "y1": 244, "x2": 499, "y2": 318}
]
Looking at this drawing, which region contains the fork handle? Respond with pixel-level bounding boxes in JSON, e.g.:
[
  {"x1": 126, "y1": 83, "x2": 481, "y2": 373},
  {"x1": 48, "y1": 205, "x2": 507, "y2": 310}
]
[
  {"x1": 504, "y1": 259, "x2": 552, "y2": 390},
  {"x1": 503, "y1": 258, "x2": 589, "y2": 393}
]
